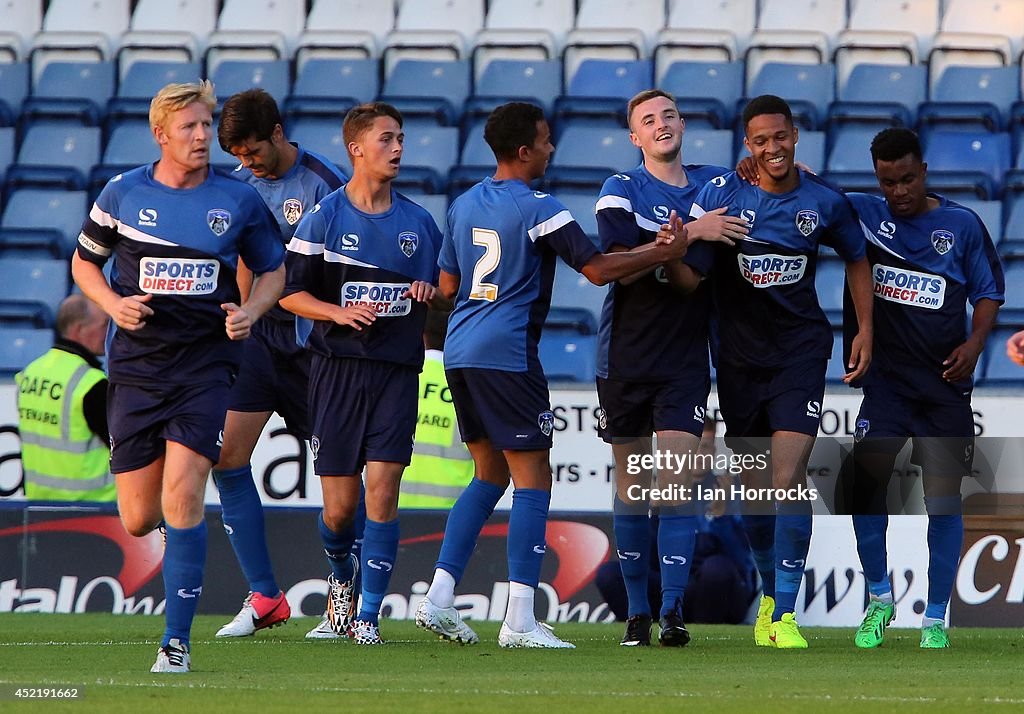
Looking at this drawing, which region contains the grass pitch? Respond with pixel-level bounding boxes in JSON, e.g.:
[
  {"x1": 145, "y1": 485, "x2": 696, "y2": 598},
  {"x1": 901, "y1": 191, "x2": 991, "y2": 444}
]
[{"x1": 0, "y1": 614, "x2": 1022, "y2": 712}]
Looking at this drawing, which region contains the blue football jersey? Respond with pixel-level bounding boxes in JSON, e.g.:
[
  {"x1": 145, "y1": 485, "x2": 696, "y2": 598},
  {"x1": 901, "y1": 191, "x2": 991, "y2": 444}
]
[
  {"x1": 440, "y1": 178, "x2": 600, "y2": 372},
  {"x1": 231, "y1": 143, "x2": 346, "y2": 345},
  {"x1": 846, "y1": 192, "x2": 1004, "y2": 398},
  {"x1": 284, "y1": 187, "x2": 442, "y2": 368},
  {"x1": 595, "y1": 164, "x2": 723, "y2": 381},
  {"x1": 691, "y1": 170, "x2": 864, "y2": 369},
  {"x1": 78, "y1": 164, "x2": 286, "y2": 386}
]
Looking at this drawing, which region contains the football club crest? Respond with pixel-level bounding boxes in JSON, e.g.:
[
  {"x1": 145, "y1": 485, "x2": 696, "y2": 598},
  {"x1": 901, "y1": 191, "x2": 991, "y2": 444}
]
[
  {"x1": 398, "y1": 231, "x2": 419, "y2": 258},
  {"x1": 795, "y1": 209, "x2": 819, "y2": 237},
  {"x1": 538, "y1": 411, "x2": 555, "y2": 437},
  {"x1": 855, "y1": 418, "x2": 870, "y2": 442},
  {"x1": 931, "y1": 229, "x2": 954, "y2": 255},
  {"x1": 283, "y1": 198, "x2": 303, "y2": 226},
  {"x1": 207, "y1": 209, "x2": 231, "y2": 236}
]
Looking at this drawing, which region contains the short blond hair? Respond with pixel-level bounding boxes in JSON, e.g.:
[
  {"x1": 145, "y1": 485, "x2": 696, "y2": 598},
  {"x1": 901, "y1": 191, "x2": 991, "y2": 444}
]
[{"x1": 149, "y1": 80, "x2": 216, "y2": 132}]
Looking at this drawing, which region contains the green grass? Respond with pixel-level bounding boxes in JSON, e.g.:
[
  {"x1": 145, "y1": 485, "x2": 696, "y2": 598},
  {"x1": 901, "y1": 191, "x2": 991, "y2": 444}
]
[{"x1": 0, "y1": 615, "x2": 1022, "y2": 712}]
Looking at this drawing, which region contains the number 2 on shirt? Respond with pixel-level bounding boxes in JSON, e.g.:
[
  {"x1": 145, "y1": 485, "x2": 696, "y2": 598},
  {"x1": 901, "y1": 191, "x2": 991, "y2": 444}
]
[{"x1": 469, "y1": 227, "x2": 501, "y2": 301}]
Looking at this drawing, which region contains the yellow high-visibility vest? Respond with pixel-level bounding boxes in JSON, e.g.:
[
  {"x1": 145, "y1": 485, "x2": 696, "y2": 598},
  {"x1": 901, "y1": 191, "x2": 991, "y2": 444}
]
[
  {"x1": 400, "y1": 351, "x2": 474, "y2": 509},
  {"x1": 16, "y1": 347, "x2": 113, "y2": 502}
]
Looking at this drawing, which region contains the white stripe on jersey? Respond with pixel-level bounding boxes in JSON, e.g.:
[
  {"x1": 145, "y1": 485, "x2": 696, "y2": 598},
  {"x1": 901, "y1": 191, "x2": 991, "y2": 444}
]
[
  {"x1": 527, "y1": 209, "x2": 574, "y2": 243},
  {"x1": 323, "y1": 249, "x2": 379, "y2": 269},
  {"x1": 859, "y1": 219, "x2": 906, "y2": 260},
  {"x1": 287, "y1": 236, "x2": 325, "y2": 255},
  {"x1": 689, "y1": 203, "x2": 707, "y2": 219},
  {"x1": 595, "y1": 194, "x2": 632, "y2": 213},
  {"x1": 89, "y1": 203, "x2": 176, "y2": 247},
  {"x1": 635, "y1": 213, "x2": 662, "y2": 232}
]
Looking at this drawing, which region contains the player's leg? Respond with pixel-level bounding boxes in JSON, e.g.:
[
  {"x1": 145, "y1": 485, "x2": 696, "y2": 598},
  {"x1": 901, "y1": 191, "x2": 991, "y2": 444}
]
[
  {"x1": 114, "y1": 460, "x2": 165, "y2": 537},
  {"x1": 213, "y1": 408, "x2": 290, "y2": 637},
  {"x1": 317, "y1": 474, "x2": 362, "y2": 636}
]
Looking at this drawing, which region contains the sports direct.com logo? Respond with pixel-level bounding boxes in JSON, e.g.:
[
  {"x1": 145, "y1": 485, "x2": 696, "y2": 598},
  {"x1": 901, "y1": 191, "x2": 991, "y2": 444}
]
[
  {"x1": 872, "y1": 265, "x2": 945, "y2": 310},
  {"x1": 140, "y1": 258, "x2": 219, "y2": 295},
  {"x1": 341, "y1": 282, "x2": 411, "y2": 316},
  {"x1": 738, "y1": 253, "x2": 806, "y2": 287}
]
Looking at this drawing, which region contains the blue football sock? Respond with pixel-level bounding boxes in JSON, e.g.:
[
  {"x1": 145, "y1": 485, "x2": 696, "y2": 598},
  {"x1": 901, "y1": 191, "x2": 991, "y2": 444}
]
[
  {"x1": 853, "y1": 514, "x2": 890, "y2": 597},
  {"x1": 925, "y1": 513, "x2": 963, "y2": 621},
  {"x1": 658, "y1": 514, "x2": 697, "y2": 618},
  {"x1": 742, "y1": 514, "x2": 776, "y2": 599},
  {"x1": 613, "y1": 500, "x2": 651, "y2": 618},
  {"x1": 507, "y1": 488, "x2": 550, "y2": 588},
  {"x1": 357, "y1": 518, "x2": 400, "y2": 625},
  {"x1": 773, "y1": 514, "x2": 812, "y2": 620},
  {"x1": 436, "y1": 478, "x2": 504, "y2": 582},
  {"x1": 161, "y1": 521, "x2": 207, "y2": 648},
  {"x1": 213, "y1": 465, "x2": 278, "y2": 596},
  {"x1": 318, "y1": 510, "x2": 355, "y2": 582}
]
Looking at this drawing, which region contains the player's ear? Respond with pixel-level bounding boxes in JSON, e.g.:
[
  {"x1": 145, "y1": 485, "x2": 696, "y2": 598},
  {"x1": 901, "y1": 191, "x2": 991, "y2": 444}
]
[
  {"x1": 791, "y1": 123, "x2": 799, "y2": 144},
  {"x1": 349, "y1": 141, "x2": 363, "y2": 158},
  {"x1": 272, "y1": 124, "x2": 285, "y2": 144},
  {"x1": 152, "y1": 124, "x2": 167, "y2": 146},
  {"x1": 628, "y1": 130, "x2": 642, "y2": 150},
  {"x1": 517, "y1": 143, "x2": 531, "y2": 162}
]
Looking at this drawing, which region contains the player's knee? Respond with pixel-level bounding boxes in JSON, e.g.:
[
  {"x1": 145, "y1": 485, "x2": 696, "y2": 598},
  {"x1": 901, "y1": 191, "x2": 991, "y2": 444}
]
[
  {"x1": 121, "y1": 512, "x2": 161, "y2": 538},
  {"x1": 322, "y1": 504, "x2": 356, "y2": 532}
]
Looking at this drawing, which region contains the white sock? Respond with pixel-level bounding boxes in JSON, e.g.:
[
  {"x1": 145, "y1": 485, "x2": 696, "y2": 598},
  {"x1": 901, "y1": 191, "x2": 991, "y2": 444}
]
[
  {"x1": 922, "y1": 616, "x2": 944, "y2": 629},
  {"x1": 871, "y1": 591, "x2": 894, "y2": 605},
  {"x1": 504, "y1": 581, "x2": 536, "y2": 633},
  {"x1": 426, "y1": 568, "x2": 456, "y2": 609}
]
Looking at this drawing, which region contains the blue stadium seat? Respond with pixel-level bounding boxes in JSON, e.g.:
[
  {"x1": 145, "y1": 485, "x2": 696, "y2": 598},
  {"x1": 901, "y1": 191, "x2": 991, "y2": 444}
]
[
  {"x1": 0, "y1": 63, "x2": 29, "y2": 126},
  {"x1": 956, "y1": 199, "x2": 1002, "y2": 245},
  {"x1": 538, "y1": 329, "x2": 598, "y2": 382},
  {"x1": 211, "y1": 60, "x2": 291, "y2": 109},
  {"x1": 21, "y1": 61, "x2": 115, "y2": 127},
  {"x1": 0, "y1": 228, "x2": 66, "y2": 259},
  {"x1": 287, "y1": 116, "x2": 347, "y2": 170},
  {"x1": 1000, "y1": 187, "x2": 1024, "y2": 257},
  {"x1": 795, "y1": 129, "x2": 826, "y2": 172},
  {"x1": 825, "y1": 329, "x2": 847, "y2": 383},
  {"x1": 400, "y1": 191, "x2": 448, "y2": 232},
  {"x1": 0, "y1": 188, "x2": 88, "y2": 257},
  {"x1": 746, "y1": 62, "x2": 835, "y2": 130},
  {"x1": 919, "y1": 65, "x2": 1019, "y2": 133},
  {"x1": 0, "y1": 257, "x2": 69, "y2": 327},
  {"x1": 815, "y1": 257, "x2": 845, "y2": 326},
  {"x1": 286, "y1": 58, "x2": 379, "y2": 121},
  {"x1": 395, "y1": 126, "x2": 459, "y2": 194},
  {"x1": 118, "y1": 61, "x2": 202, "y2": 99},
  {"x1": 831, "y1": 63, "x2": 926, "y2": 128},
  {"x1": 0, "y1": 326, "x2": 52, "y2": 376},
  {"x1": 549, "y1": 258, "x2": 606, "y2": 334},
  {"x1": 924, "y1": 131, "x2": 1010, "y2": 200},
  {"x1": 546, "y1": 124, "x2": 640, "y2": 190},
  {"x1": 999, "y1": 260, "x2": 1024, "y2": 322},
  {"x1": 826, "y1": 125, "x2": 880, "y2": 173},
  {"x1": 102, "y1": 121, "x2": 160, "y2": 166},
  {"x1": 10, "y1": 125, "x2": 101, "y2": 189},
  {"x1": 448, "y1": 119, "x2": 494, "y2": 199},
  {"x1": 380, "y1": 59, "x2": 471, "y2": 126},
  {"x1": 0, "y1": 127, "x2": 14, "y2": 180},
  {"x1": 554, "y1": 59, "x2": 653, "y2": 128},
  {"x1": 660, "y1": 61, "x2": 743, "y2": 130},
  {"x1": 982, "y1": 326, "x2": 1024, "y2": 384},
  {"x1": 464, "y1": 60, "x2": 563, "y2": 121},
  {"x1": 558, "y1": 190, "x2": 599, "y2": 242},
  {"x1": 683, "y1": 129, "x2": 732, "y2": 168}
]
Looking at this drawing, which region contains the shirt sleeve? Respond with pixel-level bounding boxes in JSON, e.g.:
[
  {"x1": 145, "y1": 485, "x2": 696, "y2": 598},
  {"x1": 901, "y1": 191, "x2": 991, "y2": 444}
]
[
  {"x1": 963, "y1": 213, "x2": 1005, "y2": 305},
  {"x1": 595, "y1": 175, "x2": 640, "y2": 251},
  {"x1": 76, "y1": 181, "x2": 122, "y2": 266},
  {"x1": 821, "y1": 194, "x2": 866, "y2": 262},
  {"x1": 537, "y1": 213, "x2": 600, "y2": 271},
  {"x1": 238, "y1": 195, "x2": 286, "y2": 274},
  {"x1": 690, "y1": 179, "x2": 725, "y2": 219},
  {"x1": 284, "y1": 200, "x2": 328, "y2": 299},
  {"x1": 682, "y1": 240, "x2": 715, "y2": 276},
  {"x1": 438, "y1": 203, "x2": 460, "y2": 276}
]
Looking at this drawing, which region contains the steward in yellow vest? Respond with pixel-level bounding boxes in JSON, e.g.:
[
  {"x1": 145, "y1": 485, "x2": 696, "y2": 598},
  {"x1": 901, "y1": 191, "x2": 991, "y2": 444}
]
[
  {"x1": 15, "y1": 295, "x2": 113, "y2": 502},
  {"x1": 400, "y1": 350, "x2": 475, "y2": 508}
]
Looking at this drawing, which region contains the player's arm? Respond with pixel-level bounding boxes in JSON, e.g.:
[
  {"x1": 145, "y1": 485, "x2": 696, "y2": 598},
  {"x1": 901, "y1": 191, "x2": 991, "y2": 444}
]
[
  {"x1": 842, "y1": 256, "x2": 873, "y2": 383},
  {"x1": 580, "y1": 211, "x2": 690, "y2": 286},
  {"x1": 279, "y1": 288, "x2": 377, "y2": 332},
  {"x1": 222, "y1": 263, "x2": 285, "y2": 341},
  {"x1": 72, "y1": 249, "x2": 153, "y2": 331},
  {"x1": 439, "y1": 270, "x2": 460, "y2": 301},
  {"x1": 235, "y1": 256, "x2": 253, "y2": 301},
  {"x1": 943, "y1": 298, "x2": 999, "y2": 382}
]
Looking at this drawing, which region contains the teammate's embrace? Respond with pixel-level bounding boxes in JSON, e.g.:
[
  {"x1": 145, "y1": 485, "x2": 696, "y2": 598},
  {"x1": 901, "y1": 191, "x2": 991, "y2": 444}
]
[
  {"x1": 414, "y1": 101, "x2": 710, "y2": 649},
  {"x1": 72, "y1": 80, "x2": 286, "y2": 672},
  {"x1": 280, "y1": 103, "x2": 441, "y2": 645},
  {"x1": 844, "y1": 128, "x2": 1004, "y2": 649},
  {"x1": 595, "y1": 89, "x2": 748, "y2": 647},
  {"x1": 690, "y1": 94, "x2": 874, "y2": 648}
]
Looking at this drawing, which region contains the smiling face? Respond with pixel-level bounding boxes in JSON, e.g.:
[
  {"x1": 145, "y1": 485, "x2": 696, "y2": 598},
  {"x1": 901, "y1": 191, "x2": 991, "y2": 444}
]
[
  {"x1": 629, "y1": 94, "x2": 684, "y2": 162},
  {"x1": 154, "y1": 100, "x2": 213, "y2": 175},
  {"x1": 874, "y1": 153, "x2": 929, "y2": 218},
  {"x1": 743, "y1": 112, "x2": 798, "y2": 192},
  {"x1": 349, "y1": 115, "x2": 404, "y2": 181},
  {"x1": 524, "y1": 119, "x2": 555, "y2": 180}
]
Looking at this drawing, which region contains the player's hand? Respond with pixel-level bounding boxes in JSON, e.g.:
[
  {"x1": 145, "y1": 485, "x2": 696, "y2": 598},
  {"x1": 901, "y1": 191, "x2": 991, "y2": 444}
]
[
  {"x1": 656, "y1": 211, "x2": 689, "y2": 259},
  {"x1": 221, "y1": 302, "x2": 253, "y2": 341},
  {"x1": 334, "y1": 304, "x2": 377, "y2": 331},
  {"x1": 687, "y1": 207, "x2": 747, "y2": 246},
  {"x1": 110, "y1": 293, "x2": 154, "y2": 331},
  {"x1": 404, "y1": 280, "x2": 436, "y2": 303},
  {"x1": 1007, "y1": 330, "x2": 1024, "y2": 367},
  {"x1": 736, "y1": 156, "x2": 759, "y2": 185},
  {"x1": 943, "y1": 338, "x2": 983, "y2": 382},
  {"x1": 844, "y1": 330, "x2": 872, "y2": 384}
]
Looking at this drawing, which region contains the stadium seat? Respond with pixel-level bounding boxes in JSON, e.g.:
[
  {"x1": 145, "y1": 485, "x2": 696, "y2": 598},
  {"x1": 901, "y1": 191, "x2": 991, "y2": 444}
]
[
  {"x1": 21, "y1": 61, "x2": 116, "y2": 127},
  {"x1": 30, "y1": 0, "x2": 127, "y2": 81},
  {"x1": 287, "y1": 117, "x2": 348, "y2": 172},
  {"x1": 831, "y1": 63, "x2": 927, "y2": 129},
  {"x1": 956, "y1": 199, "x2": 1003, "y2": 246},
  {"x1": 383, "y1": 0, "x2": 483, "y2": 74},
  {"x1": 0, "y1": 188, "x2": 88, "y2": 257},
  {"x1": 998, "y1": 260, "x2": 1024, "y2": 323},
  {"x1": 0, "y1": 227, "x2": 66, "y2": 260},
  {"x1": 827, "y1": 125, "x2": 889, "y2": 174},
  {"x1": 835, "y1": 0, "x2": 939, "y2": 89},
  {"x1": 549, "y1": 258, "x2": 606, "y2": 335},
  {"x1": 117, "y1": 61, "x2": 202, "y2": 100},
  {"x1": 472, "y1": 0, "x2": 571, "y2": 79},
  {"x1": 0, "y1": 326, "x2": 53, "y2": 376},
  {"x1": 448, "y1": 119, "x2": 492, "y2": 197},
  {"x1": 558, "y1": 191, "x2": 600, "y2": 243},
  {"x1": 205, "y1": 0, "x2": 303, "y2": 76},
  {"x1": 657, "y1": 0, "x2": 756, "y2": 68},
  {"x1": 563, "y1": 0, "x2": 662, "y2": 80},
  {"x1": 0, "y1": 257, "x2": 70, "y2": 327},
  {"x1": 983, "y1": 326, "x2": 1024, "y2": 383},
  {"x1": 929, "y1": 0, "x2": 1024, "y2": 94},
  {"x1": 118, "y1": 0, "x2": 217, "y2": 70},
  {"x1": 0, "y1": 126, "x2": 14, "y2": 179},
  {"x1": 466, "y1": 60, "x2": 562, "y2": 117},
  {"x1": 401, "y1": 191, "x2": 448, "y2": 231},
  {"x1": 297, "y1": 0, "x2": 396, "y2": 64},
  {"x1": 825, "y1": 329, "x2": 847, "y2": 383},
  {"x1": 746, "y1": 62, "x2": 836, "y2": 130},
  {"x1": 211, "y1": 60, "x2": 291, "y2": 109},
  {"x1": 919, "y1": 65, "x2": 1019, "y2": 133},
  {"x1": 683, "y1": 130, "x2": 733, "y2": 169},
  {"x1": 0, "y1": 62, "x2": 29, "y2": 126},
  {"x1": 815, "y1": 257, "x2": 845, "y2": 327},
  {"x1": 659, "y1": 61, "x2": 744, "y2": 130},
  {"x1": 395, "y1": 126, "x2": 459, "y2": 194},
  {"x1": 10, "y1": 125, "x2": 101, "y2": 190},
  {"x1": 555, "y1": 59, "x2": 653, "y2": 129},
  {"x1": 290, "y1": 58, "x2": 379, "y2": 106},
  {"x1": 0, "y1": 0, "x2": 42, "y2": 62},
  {"x1": 545, "y1": 124, "x2": 641, "y2": 190},
  {"x1": 101, "y1": 121, "x2": 160, "y2": 167},
  {"x1": 539, "y1": 329, "x2": 598, "y2": 382},
  {"x1": 380, "y1": 59, "x2": 471, "y2": 127},
  {"x1": 924, "y1": 131, "x2": 1011, "y2": 200},
  {"x1": 745, "y1": 0, "x2": 845, "y2": 84}
]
